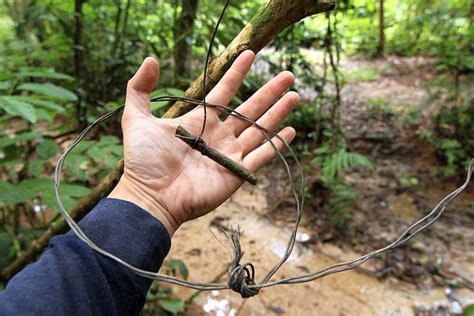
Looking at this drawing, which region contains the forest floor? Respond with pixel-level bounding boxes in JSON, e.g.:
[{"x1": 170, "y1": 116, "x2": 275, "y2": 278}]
[{"x1": 151, "y1": 56, "x2": 474, "y2": 316}]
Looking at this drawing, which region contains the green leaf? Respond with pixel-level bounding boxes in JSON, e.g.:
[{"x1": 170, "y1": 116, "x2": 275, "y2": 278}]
[
  {"x1": 0, "y1": 181, "x2": 34, "y2": 206},
  {"x1": 0, "y1": 232, "x2": 14, "y2": 269},
  {"x1": 72, "y1": 140, "x2": 95, "y2": 154},
  {"x1": 150, "y1": 101, "x2": 168, "y2": 112},
  {"x1": 150, "y1": 88, "x2": 184, "y2": 111},
  {"x1": 160, "y1": 297, "x2": 184, "y2": 314},
  {"x1": 29, "y1": 159, "x2": 45, "y2": 177},
  {"x1": 0, "y1": 96, "x2": 37, "y2": 123},
  {"x1": 16, "y1": 179, "x2": 90, "y2": 210},
  {"x1": 16, "y1": 96, "x2": 65, "y2": 113},
  {"x1": 0, "y1": 181, "x2": 14, "y2": 205},
  {"x1": 314, "y1": 146, "x2": 329, "y2": 155},
  {"x1": 0, "y1": 159, "x2": 22, "y2": 168},
  {"x1": 60, "y1": 183, "x2": 91, "y2": 197},
  {"x1": 232, "y1": 94, "x2": 244, "y2": 105},
  {"x1": 88, "y1": 148, "x2": 122, "y2": 169},
  {"x1": 65, "y1": 153, "x2": 89, "y2": 180},
  {"x1": 0, "y1": 81, "x2": 12, "y2": 90},
  {"x1": 164, "y1": 259, "x2": 189, "y2": 279},
  {"x1": 150, "y1": 88, "x2": 184, "y2": 98},
  {"x1": 96, "y1": 135, "x2": 120, "y2": 147},
  {"x1": 17, "y1": 69, "x2": 74, "y2": 81},
  {"x1": 87, "y1": 136, "x2": 122, "y2": 168},
  {"x1": 0, "y1": 132, "x2": 38, "y2": 148},
  {"x1": 34, "y1": 108, "x2": 55, "y2": 122},
  {"x1": 88, "y1": 145, "x2": 122, "y2": 159},
  {"x1": 36, "y1": 139, "x2": 59, "y2": 159},
  {"x1": 348, "y1": 152, "x2": 374, "y2": 170},
  {"x1": 17, "y1": 83, "x2": 77, "y2": 101},
  {"x1": 464, "y1": 304, "x2": 474, "y2": 316}
]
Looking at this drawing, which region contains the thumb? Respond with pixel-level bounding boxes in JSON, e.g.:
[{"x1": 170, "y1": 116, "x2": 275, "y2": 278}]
[{"x1": 124, "y1": 57, "x2": 160, "y2": 116}]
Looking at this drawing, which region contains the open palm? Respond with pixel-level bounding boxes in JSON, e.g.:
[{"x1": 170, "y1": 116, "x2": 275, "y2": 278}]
[{"x1": 110, "y1": 51, "x2": 299, "y2": 235}]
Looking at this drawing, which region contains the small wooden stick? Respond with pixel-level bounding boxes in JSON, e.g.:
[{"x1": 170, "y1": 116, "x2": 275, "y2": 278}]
[{"x1": 175, "y1": 126, "x2": 258, "y2": 185}]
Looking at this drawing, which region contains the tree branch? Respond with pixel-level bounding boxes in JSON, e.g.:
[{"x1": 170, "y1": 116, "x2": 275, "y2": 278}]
[
  {"x1": 163, "y1": 0, "x2": 336, "y2": 118},
  {"x1": 0, "y1": 0, "x2": 335, "y2": 282}
]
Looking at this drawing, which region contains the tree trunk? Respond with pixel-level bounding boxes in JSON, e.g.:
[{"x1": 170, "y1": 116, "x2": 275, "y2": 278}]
[
  {"x1": 118, "y1": 0, "x2": 132, "y2": 59},
  {"x1": 111, "y1": 0, "x2": 123, "y2": 58},
  {"x1": 0, "y1": 0, "x2": 336, "y2": 282},
  {"x1": 74, "y1": 0, "x2": 86, "y2": 128},
  {"x1": 376, "y1": 0, "x2": 384, "y2": 57},
  {"x1": 173, "y1": 0, "x2": 199, "y2": 86}
]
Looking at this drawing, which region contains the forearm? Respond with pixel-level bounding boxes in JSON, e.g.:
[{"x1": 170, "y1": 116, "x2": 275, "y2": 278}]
[{"x1": 0, "y1": 198, "x2": 171, "y2": 315}]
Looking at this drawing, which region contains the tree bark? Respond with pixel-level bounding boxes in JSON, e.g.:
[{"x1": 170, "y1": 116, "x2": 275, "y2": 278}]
[
  {"x1": 111, "y1": 0, "x2": 123, "y2": 58},
  {"x1": 74, "y1": 0, "x2": 86, "y2": 128},
  {"x1": 173, "y1": 0, "x2": 199, "y2": 85},
  {"x1": 376, "y1": 0, "x2": 384, "y2": 57},
  {"x1": 0, "y1": 0, "x2": 336, "y2": 282},
  {"x1": 118, "y1": 0, "x2": 132, "y2": 59}
]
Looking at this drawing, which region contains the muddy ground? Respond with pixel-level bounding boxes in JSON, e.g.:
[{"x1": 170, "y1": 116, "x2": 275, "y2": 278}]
[{"x1": 147, "y1": 56, "x2": 473, "y2": 315}]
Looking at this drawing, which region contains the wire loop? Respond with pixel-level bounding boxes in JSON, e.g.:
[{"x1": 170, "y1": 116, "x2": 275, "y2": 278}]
[{"x1": 53, "y1": 0, "x2": 473, "y2": 299}]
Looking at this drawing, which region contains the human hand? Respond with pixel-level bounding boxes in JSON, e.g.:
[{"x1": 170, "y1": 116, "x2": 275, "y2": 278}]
[{"x1": 109, "y1": 50, "x2": 299, "y2": 236}]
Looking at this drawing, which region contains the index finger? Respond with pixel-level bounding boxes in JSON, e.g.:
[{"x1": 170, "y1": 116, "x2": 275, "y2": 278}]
[{"x1": 205, "y1": 50, "x2": 255, "y2": 107}]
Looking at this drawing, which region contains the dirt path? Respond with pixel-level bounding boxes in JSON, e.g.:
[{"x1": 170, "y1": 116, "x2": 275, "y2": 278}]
[
  {"x1": 337, "y1": 57, "x2": 474, "y2": 289},
  {"x1": 165, "y1": 185, "x2": 473, "y2": 315}
]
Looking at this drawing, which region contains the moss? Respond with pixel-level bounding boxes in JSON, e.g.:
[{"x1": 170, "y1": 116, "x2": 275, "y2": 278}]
[{"x1": 248, "y1": 4, "x2": 273, "y2": 30}]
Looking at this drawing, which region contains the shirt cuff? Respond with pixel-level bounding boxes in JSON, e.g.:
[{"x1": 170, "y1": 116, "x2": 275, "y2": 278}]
[{"x1": 73, "y1": 198, "x2": 171, "y2": 272}]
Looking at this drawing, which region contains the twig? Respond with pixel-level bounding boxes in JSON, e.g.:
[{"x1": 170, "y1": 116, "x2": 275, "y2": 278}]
[{"x1": 175, "y1": 126, "x2": 258, "y2": 185}]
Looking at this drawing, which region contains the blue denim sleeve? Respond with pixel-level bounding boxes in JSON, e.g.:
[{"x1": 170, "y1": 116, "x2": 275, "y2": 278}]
[{"x1": 0, "y1": 198, "x2": 171, "y2": 315}]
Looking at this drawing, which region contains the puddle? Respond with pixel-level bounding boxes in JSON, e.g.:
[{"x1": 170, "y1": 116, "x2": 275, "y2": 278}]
[{"x1": 267, "y1": 238, "x2": 313, "y2": 264}]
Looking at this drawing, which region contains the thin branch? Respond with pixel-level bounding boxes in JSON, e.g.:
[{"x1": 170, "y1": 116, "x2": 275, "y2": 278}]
[{"x1": 175, "y1": 126, "x2": 258, "y2": 185}]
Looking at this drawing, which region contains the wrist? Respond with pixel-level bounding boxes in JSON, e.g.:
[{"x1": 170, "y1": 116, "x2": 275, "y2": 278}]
[{"x1": 109, "y1": 175, "x2": 179, "y2": 236}]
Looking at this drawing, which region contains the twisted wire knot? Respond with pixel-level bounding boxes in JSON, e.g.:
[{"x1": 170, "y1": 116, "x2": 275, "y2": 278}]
[
  {"x1": 228, "y1": 262, "x2": 259, "y2": 298},
  {"x1": 222, "y1": 226, "x2": 260, "y2": 298}
]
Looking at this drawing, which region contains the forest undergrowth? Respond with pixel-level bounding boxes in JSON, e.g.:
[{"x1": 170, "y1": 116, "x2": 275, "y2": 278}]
[{"x1": 261, "y1": 54, "x2": 474, "y2": 292}]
